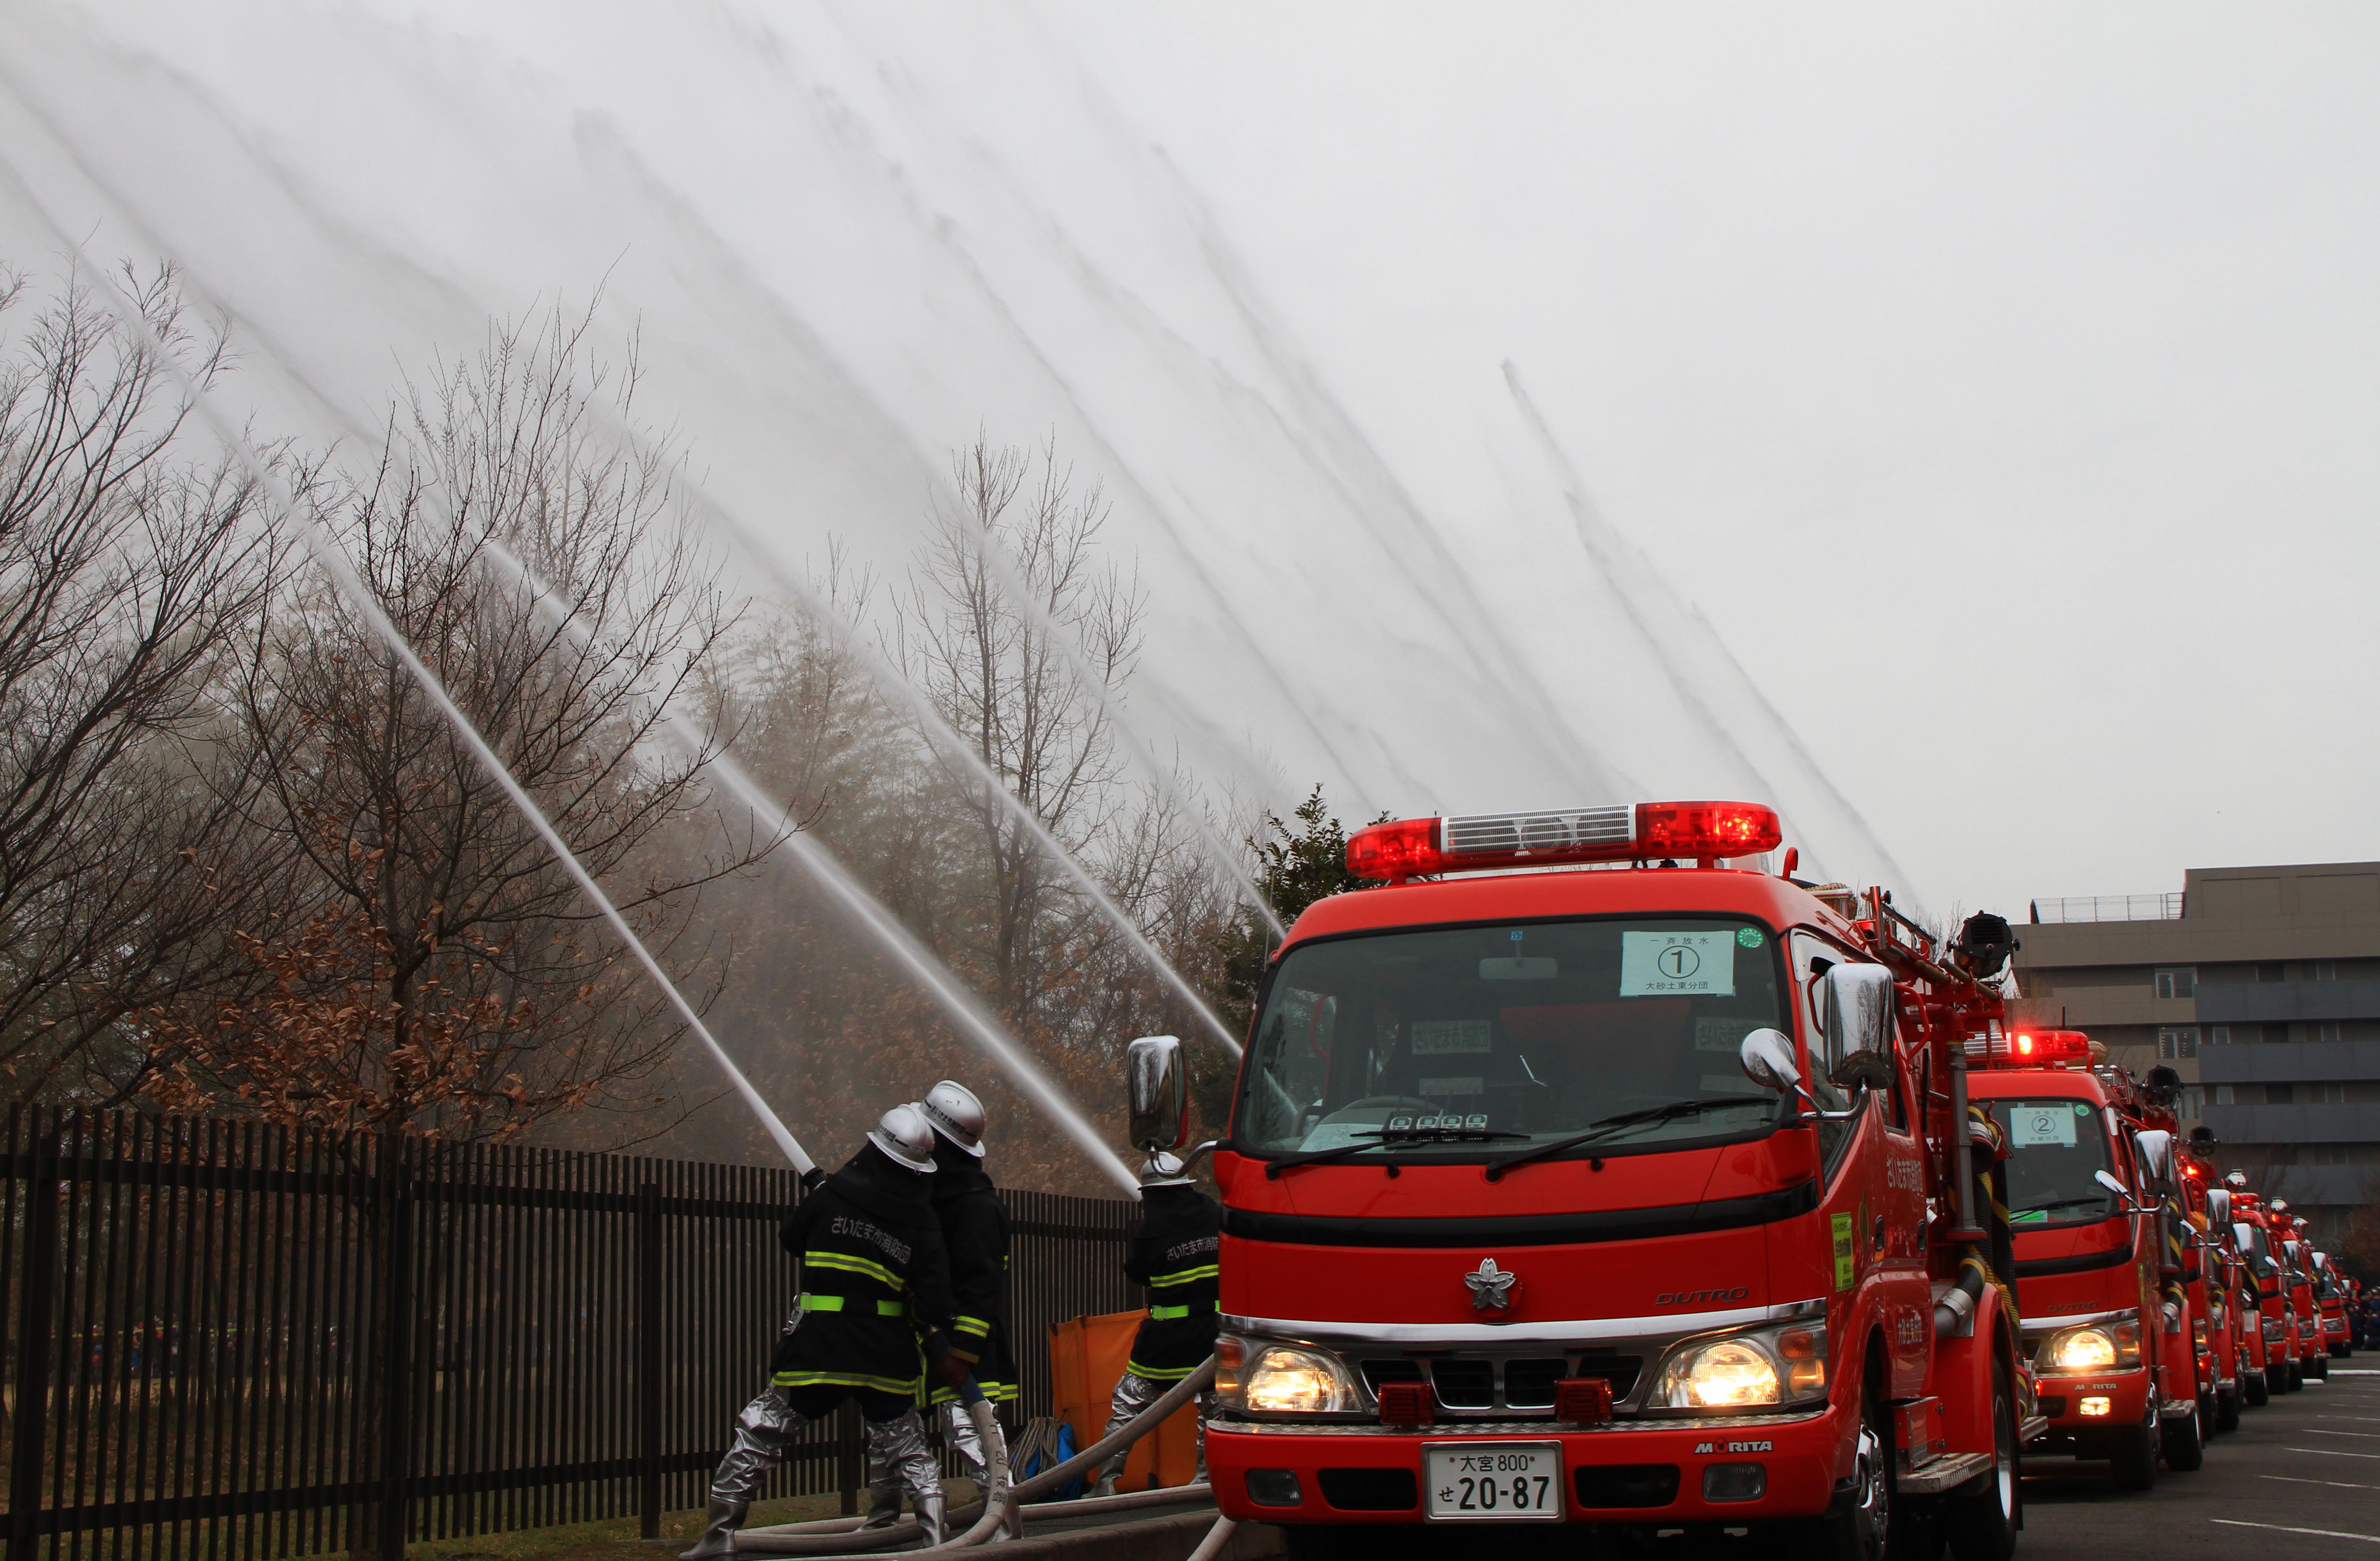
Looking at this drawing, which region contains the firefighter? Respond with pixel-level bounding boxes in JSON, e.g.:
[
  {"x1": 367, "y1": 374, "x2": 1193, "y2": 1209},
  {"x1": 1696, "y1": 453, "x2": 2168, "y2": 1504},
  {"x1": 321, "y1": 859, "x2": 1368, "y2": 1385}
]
[
  {"x1": 1090, "y1": 1151, "x2": 1220, "y2": 1497},
  {"x1": 860, "y1": 1082, "x2": 1018, "y2": 1531},
  {"x1": 684, "y1": 1105, "x2": 978, "y2": 1558}
]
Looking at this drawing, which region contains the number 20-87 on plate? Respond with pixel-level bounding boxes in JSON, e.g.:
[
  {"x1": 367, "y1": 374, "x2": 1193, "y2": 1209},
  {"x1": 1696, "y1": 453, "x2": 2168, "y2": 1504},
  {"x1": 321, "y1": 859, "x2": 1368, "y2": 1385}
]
[{"x1": 1425, "y1": 1442, "x2": 1562, "y2": 1521}]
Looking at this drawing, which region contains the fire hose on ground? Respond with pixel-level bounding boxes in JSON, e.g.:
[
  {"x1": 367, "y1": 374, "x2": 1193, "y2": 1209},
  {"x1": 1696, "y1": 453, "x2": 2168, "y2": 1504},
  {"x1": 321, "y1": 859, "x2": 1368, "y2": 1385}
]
[{"x1": 727, "y1": 1358, "x2": 1221, "y2": 1555}]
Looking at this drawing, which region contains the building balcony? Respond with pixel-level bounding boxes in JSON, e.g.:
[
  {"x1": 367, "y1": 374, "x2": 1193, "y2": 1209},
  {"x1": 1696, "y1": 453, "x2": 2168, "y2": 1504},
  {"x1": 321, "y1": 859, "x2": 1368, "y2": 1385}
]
[
  {"x1": 2203, "y1": 1101, "x2": 2380, "y2": 1145},
  {"x1": 2196, "y1": 979, "x2": 2380, "y2": 1024},
  {"x1": 2199, "y1": 1040, "x2": 2380, "y2": 1085}
]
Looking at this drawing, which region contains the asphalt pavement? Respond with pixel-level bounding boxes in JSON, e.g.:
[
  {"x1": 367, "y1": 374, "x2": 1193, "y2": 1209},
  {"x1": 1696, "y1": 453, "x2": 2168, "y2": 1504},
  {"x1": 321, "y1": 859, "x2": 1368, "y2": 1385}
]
[{"x1": 2018, "y1": 1365, "x2": 2380, "y2": 1559}]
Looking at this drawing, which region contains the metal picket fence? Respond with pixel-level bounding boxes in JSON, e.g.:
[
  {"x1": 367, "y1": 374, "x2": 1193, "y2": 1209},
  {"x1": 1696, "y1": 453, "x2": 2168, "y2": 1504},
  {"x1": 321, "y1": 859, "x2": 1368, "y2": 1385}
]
[{"x1": 0, "y1": 1106, "x2": 1138, "y2": 1561}]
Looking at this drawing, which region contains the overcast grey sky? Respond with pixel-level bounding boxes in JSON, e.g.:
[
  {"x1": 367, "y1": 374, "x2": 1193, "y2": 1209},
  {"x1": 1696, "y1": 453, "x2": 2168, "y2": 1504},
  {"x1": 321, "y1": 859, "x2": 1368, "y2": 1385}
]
[{"x1": 2, "y1": 1, "x2": 2373, "y2": 918}]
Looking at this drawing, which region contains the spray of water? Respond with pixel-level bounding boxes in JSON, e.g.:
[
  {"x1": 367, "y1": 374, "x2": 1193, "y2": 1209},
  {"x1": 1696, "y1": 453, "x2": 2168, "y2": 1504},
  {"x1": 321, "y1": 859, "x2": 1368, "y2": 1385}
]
[
  {"x1": 475, "y1": 535, "x2": 1140, "y2": 1192},
  {"x1": 1502, "y1": 362, "x2": 1920, "y2": 899},
  {"x1": 0, "y1": 190, "x2": 818, "y2": 1174}
]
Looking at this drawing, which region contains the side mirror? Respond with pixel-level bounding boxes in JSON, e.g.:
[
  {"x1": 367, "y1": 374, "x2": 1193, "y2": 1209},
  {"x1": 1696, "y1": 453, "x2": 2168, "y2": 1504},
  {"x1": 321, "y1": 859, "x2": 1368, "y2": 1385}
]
[
  {"x1": 2094, "y1": 1170, "x2": 2138, "y2": 1208},
  {"x1": 2208, "y1": 1187, "x2": 2231, "y2": 1224},
  {"x1": 1126, "y1": 1035, "x2": 1190, "y2": 1152},
  {"x1": 1820, "y1": 964, "x2": 1895, "y2": 1088},
  {"x1": 1739, "y1": 1028, "x2": 1802, "y2": 1093},
  {"x1": 2136, "y1": 1129, "x2": 2173, "y2": 1184}
]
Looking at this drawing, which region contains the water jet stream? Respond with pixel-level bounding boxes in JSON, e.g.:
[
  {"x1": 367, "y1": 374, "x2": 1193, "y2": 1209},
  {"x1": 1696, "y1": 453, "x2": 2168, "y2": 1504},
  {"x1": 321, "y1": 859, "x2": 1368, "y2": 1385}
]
[
  {"x1": 476, "y1": 535, "x2": 1140, "y2": 1192},
  {"x1": 2, "y1": 191, "x2": 816, "y2": 1175}
]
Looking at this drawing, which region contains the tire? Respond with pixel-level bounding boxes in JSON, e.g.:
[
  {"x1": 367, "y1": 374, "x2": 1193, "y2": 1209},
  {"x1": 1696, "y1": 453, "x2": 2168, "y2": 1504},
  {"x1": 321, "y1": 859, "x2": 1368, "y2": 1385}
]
[
  {"x1": 2216, "y1": 1387, "x2": 2242, "y2": 1433},
  {"x1": 2198, "y1": 1391, "x2": 2217, "y2": 1435},
  {"x1": 2109, "y1": 1401, "x2": 2160, "y2": 1492},
  {"x1": 2244, "y1": 1369, "x2": 2270, "y2": 1408},
  {"x1": 1796, "y1": 1381, "x2": 1892, "y2": 1561},
  {"x1": 2284, "y1": 1360, "x2": 2304, "y2": 1393},
  {"x1": 2161, "y1": 1399, "x2": 2205, "y2": 1473},
  {"x1": 1947, "y1": 1353, "x2": 2021, "y2": 1561},
  {"x1": 2269, "y1": 1363, "x2": 2291, "y2": 1398}
]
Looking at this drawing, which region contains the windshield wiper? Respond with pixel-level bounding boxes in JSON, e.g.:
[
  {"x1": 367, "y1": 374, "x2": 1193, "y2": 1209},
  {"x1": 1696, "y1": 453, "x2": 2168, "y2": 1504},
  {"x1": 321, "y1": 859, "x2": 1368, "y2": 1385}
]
[
  {"x1": 1265, "y1": 1125, "x2": 1527, "y2": 1178},
  {"x1": 1482, "y1": 1095, "x2": 1774, "y2": 1181},
  {"x1": 2013, "y1": 1195, "x2": 2116, "y2": 1216}
]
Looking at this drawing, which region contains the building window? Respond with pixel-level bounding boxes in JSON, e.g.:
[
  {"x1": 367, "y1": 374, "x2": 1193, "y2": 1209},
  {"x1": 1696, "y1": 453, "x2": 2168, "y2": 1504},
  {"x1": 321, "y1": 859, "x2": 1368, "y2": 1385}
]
[
  {"x1": 2316, "y1": 960, "x2": 2338, "y2": 981},
  {"x1": 2260, "y1": 962, "x2": 2284, "y2": 982},
  {"x1": 2211, "y1": 1026, "x2": 2231, "y2": 1045},
  {"x1": 2265, "y1": 1023, "x2": 2289, "y2": 1043},
  {"x1": 2317, "y1": 1021, "x2": 2344, "y2": 1045},
  {"x1": 2312, "y1": 1144, "x2": 2357, "y2": 1165},
  {"x1": 2179, "y1": 1086, "x2": 2204, "y2": 1120},
  {"x1": 2268, "y1": 1084, "x2": 2295, "y2": 1104},
  {"x1": 2311, "y1": 1081, "x2": 2347, "y2": 1104},
  {"x1": 2213, "y1": 1086, "x2": 2236, "y2": 1106},
  {"x1": 2156, "y1": 967, "x2": 2196, "y2": 1000},
  {"x1": 2158, "y1": 1027, "x2": 2199, "y2": 1060}
]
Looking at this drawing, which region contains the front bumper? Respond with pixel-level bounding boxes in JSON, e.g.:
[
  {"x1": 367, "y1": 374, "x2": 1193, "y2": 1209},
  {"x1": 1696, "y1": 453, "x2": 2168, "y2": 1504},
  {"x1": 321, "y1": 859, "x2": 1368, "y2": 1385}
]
[
  {"x1": 2027, "y1": 1365, "x2": 2151, "y2": 1433},
  {"x1": 1207, "y1": 1407, "x2": 1845, "y2": 1525}
]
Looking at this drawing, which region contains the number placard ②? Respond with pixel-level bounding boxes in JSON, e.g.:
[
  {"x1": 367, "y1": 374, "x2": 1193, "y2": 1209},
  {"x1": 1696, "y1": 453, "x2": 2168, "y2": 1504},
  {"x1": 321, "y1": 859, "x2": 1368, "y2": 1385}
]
[
  {"x1": 2009, "y1": 1105, "x2": 2078, "y2": 1149},
  {"x1": 1424, "y1": 1442, "x2": 1563, "y2": 1522}
]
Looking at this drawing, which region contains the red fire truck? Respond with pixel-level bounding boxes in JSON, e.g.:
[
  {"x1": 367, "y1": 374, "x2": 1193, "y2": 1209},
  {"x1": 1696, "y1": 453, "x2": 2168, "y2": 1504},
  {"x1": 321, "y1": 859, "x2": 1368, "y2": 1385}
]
[
  {"x1": 1141, "y1": 801, "x2": 2042, "y2": 1559},
  {"x1": 2229, "y1": 1185, "x2": 2302, "y2": 1395},
  {"x1": 2176, "y1": 1130, "x2": 2246, "y2": 1431},
  {"x1": 2315, "y1": 1250, "x2": 2351, "y2": 1359},
  {"x1": 2276, "y1": 1207, "x2": 2329, "y2": 1383},
  {"x1": 1963, "y1": 1036, "x2": 2206, "y2": 1486}
]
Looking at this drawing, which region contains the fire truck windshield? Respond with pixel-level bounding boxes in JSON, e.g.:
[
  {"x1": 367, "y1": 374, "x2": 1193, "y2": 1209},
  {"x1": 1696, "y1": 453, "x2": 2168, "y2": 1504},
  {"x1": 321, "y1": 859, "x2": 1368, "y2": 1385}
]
[
  {"x1": 1238, "y1": 915, "x2": 1788, "y2": 1158},
  {"x1": 1995, "y1": 1099, "x2": 2120, "y2": 1227}
]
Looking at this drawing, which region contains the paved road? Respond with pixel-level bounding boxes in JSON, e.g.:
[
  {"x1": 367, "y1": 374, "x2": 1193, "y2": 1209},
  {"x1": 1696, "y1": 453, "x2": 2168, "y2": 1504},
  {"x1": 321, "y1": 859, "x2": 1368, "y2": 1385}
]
[{"x1": 2018, "y1": 1366, "x2": 2380, "y2": 1559}]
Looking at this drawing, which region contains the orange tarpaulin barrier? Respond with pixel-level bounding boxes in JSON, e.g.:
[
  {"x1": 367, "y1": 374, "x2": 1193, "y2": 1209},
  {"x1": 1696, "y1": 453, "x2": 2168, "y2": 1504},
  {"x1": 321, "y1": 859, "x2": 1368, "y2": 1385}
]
[{"x1": 1047, "y1": 1310, "x2": 1200, "y2": 1490}]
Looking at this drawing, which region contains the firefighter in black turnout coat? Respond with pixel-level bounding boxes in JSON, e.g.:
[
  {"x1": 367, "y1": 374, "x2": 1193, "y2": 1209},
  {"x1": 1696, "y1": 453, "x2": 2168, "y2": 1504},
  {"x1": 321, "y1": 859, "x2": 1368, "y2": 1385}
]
[
  {"x1": 862, "y1": 1081, "x2": 1019, "y2": 1527},
  {"x1": 1090, "y1": 1151, "x2": 1221, "y2": 1496},
  {"x1": 686, "y1": 1105, "x2": 980, "y2": 1558}
]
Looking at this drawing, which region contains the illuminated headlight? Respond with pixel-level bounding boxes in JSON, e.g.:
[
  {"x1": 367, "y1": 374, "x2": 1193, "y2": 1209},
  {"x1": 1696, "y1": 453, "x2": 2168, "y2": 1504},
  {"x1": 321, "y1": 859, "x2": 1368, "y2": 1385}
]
[
  {"x1": 1239, "y1": 1344, "x2": 1361, "y2": 1415},
  {"x1": 1656, "y1": 1323, "x2": 1828, "y2": 1410},
  {"x1": 2041, "y1": 1318, "x2": 2141, "y2": 1374}
]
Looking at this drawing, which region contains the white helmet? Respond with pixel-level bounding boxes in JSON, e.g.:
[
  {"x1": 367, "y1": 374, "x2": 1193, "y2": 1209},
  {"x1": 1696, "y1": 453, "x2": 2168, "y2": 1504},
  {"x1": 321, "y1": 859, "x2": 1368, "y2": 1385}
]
[
  {"x1": 920, "y1": 1080, "x2": 987, "y2": 1157},
  {"x1": 868, "y1": 1104, "x2": 939, "y2": 1174},
  {"x1": 1138, "y1": 1151, "x2": 1193, "y2": 1189}
]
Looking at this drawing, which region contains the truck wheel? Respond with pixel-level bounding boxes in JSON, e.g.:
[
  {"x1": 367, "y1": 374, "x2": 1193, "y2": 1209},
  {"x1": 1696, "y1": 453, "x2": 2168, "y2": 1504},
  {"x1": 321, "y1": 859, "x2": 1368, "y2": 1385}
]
[
  {"x1": 2311, "y1": 1354, "x2": 2330, "y2": 1381},
  {"x1": 2109, "y1": 1403, "x2": 2160, "y2": 1492},
  {"x1": 2216, "y1": 1387, "x2": 2241, "y2": 1433},
  {"x1": 2284, "y1": 1360, "x2": 2303, "y2": 1393},
  {"x1": 2160, "y1": 1399, "x2": 2205, "y2": 1473},
  {"x1": 1946, "y1": 1354, "x2": 2020, "y2": 1561},
  {"x1": 2198, "y1": 1391, "x2": 2217, "y2": 1435},
  {"x1": 1797, "y1": 1386, "x2": 1891, "y2": 1561},
  {"x1": 2268, "y1": 1363, "x2": 2291, "y2": 1398},
  {"x1": 2244, "y1": 1369, "x2": 2269, "y2": 1408}
]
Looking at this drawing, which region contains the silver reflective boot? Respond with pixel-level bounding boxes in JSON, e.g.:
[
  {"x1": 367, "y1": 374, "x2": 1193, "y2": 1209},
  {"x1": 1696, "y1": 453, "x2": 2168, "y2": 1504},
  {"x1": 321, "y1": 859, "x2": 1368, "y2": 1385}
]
[
  {"x1": 858, "y1": 1442, "x2": 903, "y2": 1529},
  {"x1": 679, "y1": 1497, "x2": 747, "y2": 1561},
  {"x1": 913, "y1": 1491, "x2": 948, "y2": 1546}
]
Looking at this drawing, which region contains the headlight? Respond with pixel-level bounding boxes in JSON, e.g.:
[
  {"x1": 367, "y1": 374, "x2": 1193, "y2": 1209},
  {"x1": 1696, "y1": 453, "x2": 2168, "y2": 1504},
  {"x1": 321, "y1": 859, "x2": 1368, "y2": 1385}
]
[
  {"x1": 1240, "y1": 1345, "x2": 1361, "y2": 1414},
  {"x1": 2041, "y1": 1318, "x2": 2141, "y2": 1374},
  {"x1": 1656, "y1": 1322, "x2": 1827, "y2": 1410}
]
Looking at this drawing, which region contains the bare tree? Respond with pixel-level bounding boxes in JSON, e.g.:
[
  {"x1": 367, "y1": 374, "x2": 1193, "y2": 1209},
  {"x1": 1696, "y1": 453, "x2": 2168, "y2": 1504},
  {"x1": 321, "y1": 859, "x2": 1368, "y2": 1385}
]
[
  {"x1": 0, "y1": 264, "x2": 295, "y2": 1101},
  {"x1": 893, "y1": 438, "x2": 1148, "y2": 1027},
  {"x1": 148, "y1": 311, "x2": 769, "y2": 1143}
]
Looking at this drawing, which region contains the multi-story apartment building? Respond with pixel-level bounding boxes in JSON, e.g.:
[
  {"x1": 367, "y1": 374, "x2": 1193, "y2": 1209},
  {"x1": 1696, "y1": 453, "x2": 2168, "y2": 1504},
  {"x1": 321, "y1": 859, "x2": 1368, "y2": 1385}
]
[{"x1": 2009, "y1": 859, "x2": 2380, "y2": 1247}]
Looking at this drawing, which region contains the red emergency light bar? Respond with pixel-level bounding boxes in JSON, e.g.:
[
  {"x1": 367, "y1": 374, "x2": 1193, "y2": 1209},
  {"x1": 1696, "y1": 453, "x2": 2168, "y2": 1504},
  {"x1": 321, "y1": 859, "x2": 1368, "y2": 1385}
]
[
  {"x1": 1345, "y1": 801, "x2": 1783, "y2": 884},
  {"x1": 1967, "y1": 1028, "x2": 2094, "y2": 1067}
]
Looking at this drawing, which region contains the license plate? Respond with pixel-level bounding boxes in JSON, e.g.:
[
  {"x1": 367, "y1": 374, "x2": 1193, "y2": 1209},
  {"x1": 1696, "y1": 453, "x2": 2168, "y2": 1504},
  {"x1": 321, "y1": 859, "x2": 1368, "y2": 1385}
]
[{"x1": 1424, "y1": 1441, "x2": 1563, "y2": 1521}]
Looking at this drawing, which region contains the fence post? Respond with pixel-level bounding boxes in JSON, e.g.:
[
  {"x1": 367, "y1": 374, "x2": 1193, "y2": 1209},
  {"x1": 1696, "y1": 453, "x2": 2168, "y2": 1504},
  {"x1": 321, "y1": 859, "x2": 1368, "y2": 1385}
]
[
  {"x1": 638, "y1": 1181, "x2": 663, "y2": 1538},
  {"x1": 376, "y1": 1135, "x2": 415, "y2": 1561},
  {"x1": 6, "y1": 1112, "x2": 62, "y2": 1561}
]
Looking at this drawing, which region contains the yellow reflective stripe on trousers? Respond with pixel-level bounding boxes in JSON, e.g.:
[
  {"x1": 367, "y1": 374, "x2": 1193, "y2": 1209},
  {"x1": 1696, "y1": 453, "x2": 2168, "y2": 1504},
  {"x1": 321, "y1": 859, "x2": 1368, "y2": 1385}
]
[
  {"x1": 1126, "y1": 1359, "x2": 1201, "y2": 1381},
  {"x1": 800, "y1": 1293, "x2": 905, "y2": 1316},
  {"x1": 930, "y1": 1379, "x2": 1020, "y2": 1404},
  {"x1": 954, "y1": 1315, "x2": 991, "y2": 1337},
  {"x1": 1146, "y1": 1264, "x2": 1219, "y2": 1289},
  {"x1": 771, "y1": 1369, "x2": 920, "y2": 1395},
  {"x1": 804, "y1": 1252, "x2": 903, "y2": 1290}
]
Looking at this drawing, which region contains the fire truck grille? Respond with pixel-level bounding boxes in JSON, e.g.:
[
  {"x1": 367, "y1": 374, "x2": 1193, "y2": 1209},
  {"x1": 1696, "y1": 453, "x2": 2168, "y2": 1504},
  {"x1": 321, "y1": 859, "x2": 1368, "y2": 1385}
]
[{"x1": 1357, "y1": 1353, "x2": 1643, "y2": 1415}]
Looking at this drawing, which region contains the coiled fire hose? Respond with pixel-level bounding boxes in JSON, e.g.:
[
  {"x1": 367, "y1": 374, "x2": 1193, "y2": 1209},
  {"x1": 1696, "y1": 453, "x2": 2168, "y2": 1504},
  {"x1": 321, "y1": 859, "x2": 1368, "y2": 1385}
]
[{"x1": 734, "y1": 1358, "x2": 1219, "y2": 1554}]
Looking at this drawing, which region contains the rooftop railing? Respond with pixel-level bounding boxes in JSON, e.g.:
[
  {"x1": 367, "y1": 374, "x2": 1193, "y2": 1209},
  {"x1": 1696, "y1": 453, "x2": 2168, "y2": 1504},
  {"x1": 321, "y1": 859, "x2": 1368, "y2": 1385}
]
[{"x1": 2029, "y1": 892, "x2": 2185, "y2": 924}]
